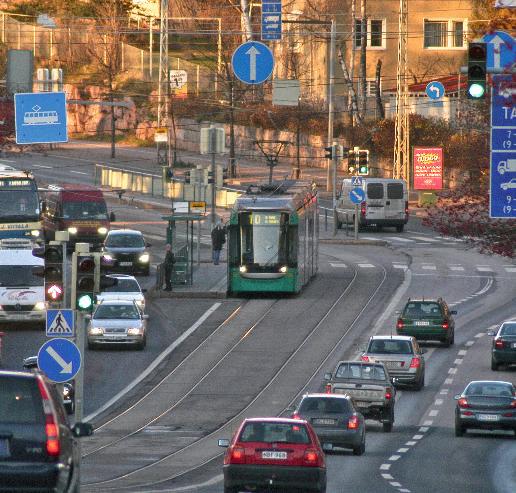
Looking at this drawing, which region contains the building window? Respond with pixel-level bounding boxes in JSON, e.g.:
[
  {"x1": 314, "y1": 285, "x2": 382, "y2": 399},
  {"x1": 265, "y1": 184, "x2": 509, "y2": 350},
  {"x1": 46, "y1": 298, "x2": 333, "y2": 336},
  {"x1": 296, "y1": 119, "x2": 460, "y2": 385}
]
[
  {"x1": 354, "y1": 19, "x2": 386, "y2": 49},
  {"x1": 424, "y1": 20, "x2": 466, "y2": 48},
  {"x1": 358, "y1": 79, "x2": 381, "y2": 98}
]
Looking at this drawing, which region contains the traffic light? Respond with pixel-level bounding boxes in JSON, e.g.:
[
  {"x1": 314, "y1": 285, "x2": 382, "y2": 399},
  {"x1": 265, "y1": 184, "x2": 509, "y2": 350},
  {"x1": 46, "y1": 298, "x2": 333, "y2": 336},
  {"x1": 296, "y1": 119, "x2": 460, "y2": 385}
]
[
  {"x1": 32, "y1": 244, "x2": 64, "y2": 303},
  {"x1": 207, "y1": 170, "x2": 215, "y2": 184},
  {"x1": 163, "y1": 167, "x2": 173, "y2": 183},
  {"x1": 467, "y1": 42, "x2": 487, "y2": 100},
  {"x1": 358, "y1": 150, "x2": 370, "y2": 175},
  {"x1": 347, "y1": 149, "x2": 357, "y2": 174},
  {"x1": 74, "y1": 254, "x2": 97, "y2": 311},
  {"x1": 184, "y1": 170, "x2": 191, "y2": 184},
  {"x1": 324, "y1": 145, "x2": 334, "y2": 160}
]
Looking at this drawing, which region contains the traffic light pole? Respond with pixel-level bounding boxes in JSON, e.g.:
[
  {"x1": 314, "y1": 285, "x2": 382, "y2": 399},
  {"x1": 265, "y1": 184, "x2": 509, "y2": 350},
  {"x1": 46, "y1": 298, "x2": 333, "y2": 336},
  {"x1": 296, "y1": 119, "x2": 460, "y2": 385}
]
[
  {"x1": 332, "y1": 147, "x2": 338, "y2": 237},
  {"x1": 54, "y1": 231, "x2": 69, "y2": 308}
]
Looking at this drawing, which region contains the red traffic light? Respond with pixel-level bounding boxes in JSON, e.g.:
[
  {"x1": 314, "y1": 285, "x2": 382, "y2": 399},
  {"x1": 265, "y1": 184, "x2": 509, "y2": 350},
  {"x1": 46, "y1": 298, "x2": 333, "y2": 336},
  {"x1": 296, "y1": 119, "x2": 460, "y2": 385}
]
[
  {"x1": 46, "y1": 283, "x2": 63, "y2": 302},
  {"x1": 78, "y1": 257, "x2": 95, "y2": 272},
  {"x1": 468, "y1": 42, "x2": 486, "y2": 61}
]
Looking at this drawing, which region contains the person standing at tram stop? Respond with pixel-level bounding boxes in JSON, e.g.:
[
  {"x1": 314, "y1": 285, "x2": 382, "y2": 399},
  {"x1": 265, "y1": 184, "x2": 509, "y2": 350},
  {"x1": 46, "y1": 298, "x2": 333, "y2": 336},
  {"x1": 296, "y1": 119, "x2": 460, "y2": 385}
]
[
  {"x1": 163, "y1": 244, "x2": 175, "y2": 291},
  {"x1": 211, "y1": 221, "x2": 226, "y2": 265}
]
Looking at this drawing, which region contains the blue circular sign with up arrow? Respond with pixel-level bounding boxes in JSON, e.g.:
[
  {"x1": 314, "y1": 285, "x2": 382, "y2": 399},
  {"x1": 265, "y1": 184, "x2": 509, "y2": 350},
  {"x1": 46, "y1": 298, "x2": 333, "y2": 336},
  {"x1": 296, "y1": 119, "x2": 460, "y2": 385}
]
[
  {"x1": 425, "y1": 81, "x2": 445, "y2": 100},
  {"x1": 349, "y1": 187, "x2": 366, "y2": 204},
  {"x1": 37, "y1": 338, "x2": 81, "y2": 383},
  {"x1": 232, "y1": 41, "x2": 274, "y2": 85}
]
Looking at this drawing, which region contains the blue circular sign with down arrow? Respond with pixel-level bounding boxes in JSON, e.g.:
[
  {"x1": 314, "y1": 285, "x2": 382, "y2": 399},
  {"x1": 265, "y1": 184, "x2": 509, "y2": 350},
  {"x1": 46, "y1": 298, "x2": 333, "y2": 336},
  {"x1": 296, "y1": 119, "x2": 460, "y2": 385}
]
[
  {"x1": 232, "y1": 41, "x2": 274, "y2": 85},
  {"x1": 37, "y1": 338, "x2": 81, "y2": 383},
  {"x1": 349, "y1": 187, "x2": 366, "y2": 204}
]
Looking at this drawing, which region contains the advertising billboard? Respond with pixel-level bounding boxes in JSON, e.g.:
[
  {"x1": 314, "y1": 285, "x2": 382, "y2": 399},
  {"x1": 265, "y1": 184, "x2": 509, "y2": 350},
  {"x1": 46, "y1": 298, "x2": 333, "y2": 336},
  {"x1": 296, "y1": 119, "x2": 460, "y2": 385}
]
[{"x1": 413, "y1": 147, "x2": 443, "y2": 190}]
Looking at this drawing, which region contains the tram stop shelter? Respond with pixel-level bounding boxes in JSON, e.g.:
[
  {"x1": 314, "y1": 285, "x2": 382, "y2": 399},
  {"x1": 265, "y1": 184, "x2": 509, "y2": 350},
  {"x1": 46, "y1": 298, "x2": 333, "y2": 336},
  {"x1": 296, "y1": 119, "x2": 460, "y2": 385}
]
[{"x1": 158, "y1": 213, "x2": 204, "y2": 287}]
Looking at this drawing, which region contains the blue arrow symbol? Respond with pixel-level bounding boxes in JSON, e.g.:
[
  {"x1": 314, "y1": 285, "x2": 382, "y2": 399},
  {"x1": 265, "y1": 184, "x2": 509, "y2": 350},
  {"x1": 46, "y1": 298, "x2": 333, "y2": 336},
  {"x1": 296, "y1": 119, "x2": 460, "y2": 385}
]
[
  {"x1": 46, "y1": 346, "x2": 73, "y2": 374},
  {"x1": 246, "y1": 45, "x2": 260, "y2": 81},
  {"x1": 429, "y1": 84, "x2": 440, "y2": 98}
]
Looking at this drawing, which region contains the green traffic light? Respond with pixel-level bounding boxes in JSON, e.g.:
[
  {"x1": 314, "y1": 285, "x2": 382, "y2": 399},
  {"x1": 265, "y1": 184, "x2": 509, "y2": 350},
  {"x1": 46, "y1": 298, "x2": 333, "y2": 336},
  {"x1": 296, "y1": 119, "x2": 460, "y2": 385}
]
[
  {"x1": 77, "y1": 294, "x2": 93, "y2": 310},
  {"x1": 467, "y1": 82, "x2": 485, "y2": 99}
]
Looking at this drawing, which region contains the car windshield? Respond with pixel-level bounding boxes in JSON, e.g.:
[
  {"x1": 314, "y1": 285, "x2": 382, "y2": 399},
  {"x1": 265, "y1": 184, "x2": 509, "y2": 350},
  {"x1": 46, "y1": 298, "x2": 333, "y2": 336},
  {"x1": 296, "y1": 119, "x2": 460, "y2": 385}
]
[
  {"x1": 369, "y1": 339, "x2": 413, "y2": 354},
  {"x1": 335, "y1": 363, "x2": 386, "y2": 380},
  {"x1": 105, "y1": 234, "x2": 145, "y2": 248},
  {"x1": 239, "y1": 422, "x2": 310, "y2": 444},
  {"x1": 94, "y1": 304, "x2": 140, "y2": 319},
  {"x1": 0, "y1": 265, "x2": 43, "y2": 287},
  {"x1": 299, "y1": 397, "x2": 351, "y2": 414},
  {"x1": 0, "y1": 190, "x2": 40, "y2": 220},
  {"x1": 465, "y1": 383, "x2": 514, "y2": 397},
  {"x1": 500, "y1": 323, "x2": 516, "y2": 336},
  {"x1": 0, "y1": 377, "x2": 44, "y2": 424},
  {"x1": 403, "y1": 302, "x2": 442, "y2": 319},
  {"x1": 102, "y1": 278, "x2": 140, "y2": 293},
  {"x1": 63, "y1": 201, "x2": 108, "y2": 220}
]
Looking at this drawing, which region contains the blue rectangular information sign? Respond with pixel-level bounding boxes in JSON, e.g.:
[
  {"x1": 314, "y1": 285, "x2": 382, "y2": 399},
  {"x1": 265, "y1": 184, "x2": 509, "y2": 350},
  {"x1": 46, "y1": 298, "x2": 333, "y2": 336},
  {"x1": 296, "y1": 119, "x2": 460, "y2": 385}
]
[{"x1": 262, "y1": 0, "x2": 282, "y2": 41}]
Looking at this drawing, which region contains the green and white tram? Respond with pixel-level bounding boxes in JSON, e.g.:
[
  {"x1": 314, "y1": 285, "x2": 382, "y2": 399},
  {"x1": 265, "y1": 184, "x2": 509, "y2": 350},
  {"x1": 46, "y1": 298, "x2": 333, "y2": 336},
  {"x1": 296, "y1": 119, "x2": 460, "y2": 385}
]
[{"x1": 227, "y1": 181, "x2": 318, "y2": 295}]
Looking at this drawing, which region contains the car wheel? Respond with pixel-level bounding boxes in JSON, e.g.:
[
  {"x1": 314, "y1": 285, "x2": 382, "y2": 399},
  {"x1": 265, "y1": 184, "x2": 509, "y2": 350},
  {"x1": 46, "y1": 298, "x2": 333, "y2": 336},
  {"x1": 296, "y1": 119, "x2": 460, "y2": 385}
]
[
  {"x1": 443, "y1": 337, "x2": 451, "y2": 348},
  {"x1": 396, "y1": 224, "x2": 404, "y2": 232},
  {"x1": 455, "y1": 419, "x2": 465, "y2": 437},
  {"x1": 449, "y1": 331, "x2": 455, "y2": 345},
  {"x1": 491, "y1": 358, "x2": 500, "y2": 371},
  {"x1": 223, "y1": 487, "x2": 239, "y2": 493},
  {"x1": 137, "y1": 338, "x2": 146, "y2": 350},
  {"x1": 383, "y1": 421, "x2": 393, "y2": 433},
  {"x1": 87, "y1": 341, "x2": 96, "y2": 350},
  {"x1": 353, "y1": 436, "x2": 366, "y2": 456},
  {"x1": 415, "y1": 373, "x2": 425, "y2": 391},
  {"x1": 383, "y1": 407, "x2": 394, "y2": 432}
]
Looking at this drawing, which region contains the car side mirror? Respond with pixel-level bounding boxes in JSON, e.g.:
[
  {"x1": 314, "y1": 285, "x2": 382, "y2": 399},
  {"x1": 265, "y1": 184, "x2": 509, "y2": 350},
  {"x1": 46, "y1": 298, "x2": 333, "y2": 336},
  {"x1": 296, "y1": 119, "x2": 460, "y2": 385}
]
[
  {"x1": 109, "y1": 212, "x2": 116, "y2": 222},
  {"x1": 142, "y1": 288, "x2": 148, "y2": 293},
  {"x1": 72, "y1": 422, "x2": 94, "y2": 438},
  {"x1": 324, "y1": 372, "x2": 332, "y2": 381},
  {"x1": 392, "y1": 377, "x2": 399, "y2": 386},
  {"x1": 487, "y1": 330, "x2": 496, "y2": 337},
  {"x1": 145, "y1": 242, "x2": 152, "y2": 248},
  {"x1": 143, "y1": 314, "x2": 149, "y2": 320},
  {"x1": 454, "y1": 395, "x2": 461, "y2": 400},
  {"x1": 218, "y1": 439, "x2": 230, "y2": 448},
  {"x1": 450, "y1": 310, "x2": 457, "y2": 315},
  {"x1": 40, "y1": 200, "x2": 47, "y2": 213}
]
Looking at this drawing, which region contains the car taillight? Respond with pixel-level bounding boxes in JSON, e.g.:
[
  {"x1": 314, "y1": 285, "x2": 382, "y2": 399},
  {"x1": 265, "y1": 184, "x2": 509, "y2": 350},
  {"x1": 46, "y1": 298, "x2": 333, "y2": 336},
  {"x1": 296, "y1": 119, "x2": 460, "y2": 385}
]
[
  {"x1": 442, "y1": 321, "x2": 449, "y2": 329},
  {"x1": 495, "y1": 338, "x2": 504, "y2": 349},
  {"x1": 458, "y1": 398, "x2": 469, "y2": 408},
  {"x1": 409, "y1": 357, "x2": 421, "y2": 369},
  {"x1": 360, "y1": 201, "x2": 366, "y2": 216},
  {"x1": 360, "y1": 355, "x2": 369, "y2": 362},
  {"x1": 348, "y1": 415, "x2": 359, "y2": 429},
  {"x1": 325, "y1": 384, "x2": 332, "y2": 394},
  {"x1": 292, "y1": 413, "x2": 301, "y2": 420},
  {"x1": 303, "y1": 448, "x2": 321, "y2": 466},
  {"x1": 37, "y1": 378, "x2": 60, "y2": 457},
  {"x1": 396, "y1": 319, "x2": 404, "y2": 330},
  {"x1": 228, "y1": 446, "x2": 245, "y2": 464},
  {"x1": 385, "y1": 388, "x2": 393, "y2": 400},
  {"x1": 510, "y1": 400, "x2": 516, "y2": 409},
  {"x1": 405, "y1": 201, "x2": 409, "y2": 217},
  {"x1": 462, "y1": 411, "x2": 474, "y2": 416}
]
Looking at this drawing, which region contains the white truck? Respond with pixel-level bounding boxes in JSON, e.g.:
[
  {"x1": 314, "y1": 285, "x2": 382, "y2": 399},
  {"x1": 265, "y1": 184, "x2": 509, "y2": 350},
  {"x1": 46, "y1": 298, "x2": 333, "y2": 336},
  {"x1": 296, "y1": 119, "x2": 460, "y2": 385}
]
[{"x1": 0, "y1": 242, "x2": 46, "y2": 325}]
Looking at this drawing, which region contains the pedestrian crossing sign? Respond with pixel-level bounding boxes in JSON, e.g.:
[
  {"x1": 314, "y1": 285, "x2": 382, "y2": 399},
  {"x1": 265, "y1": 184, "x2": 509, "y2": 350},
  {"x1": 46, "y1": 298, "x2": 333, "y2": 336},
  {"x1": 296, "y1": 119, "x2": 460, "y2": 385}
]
[{"x1": 46, "y1": 309, "x2": 74, "y2": 337}]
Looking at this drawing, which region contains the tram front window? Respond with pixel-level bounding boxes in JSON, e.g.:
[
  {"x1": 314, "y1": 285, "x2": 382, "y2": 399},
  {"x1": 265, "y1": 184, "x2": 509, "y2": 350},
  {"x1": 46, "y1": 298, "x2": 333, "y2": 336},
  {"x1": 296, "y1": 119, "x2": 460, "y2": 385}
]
[{"x1": 240, "y1": 212, "x2": 288, "y2": 269}]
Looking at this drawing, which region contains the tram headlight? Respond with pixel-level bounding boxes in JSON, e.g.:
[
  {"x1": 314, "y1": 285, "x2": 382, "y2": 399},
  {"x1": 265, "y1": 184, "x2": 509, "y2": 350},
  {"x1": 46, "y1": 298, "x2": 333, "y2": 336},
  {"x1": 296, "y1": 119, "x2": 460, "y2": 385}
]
[
  {"x1": 30, "y1": 229, "x2": 40, "y2": 237},
  {"x1": 239, "y1": 265, "x2": 247, "y2": 273},
  {"x1": 279, "y1": 266, "x2": 287, "y2": 273},
  {"x1": 68, "y1": 227, "x2": 78, "y2": 235}
]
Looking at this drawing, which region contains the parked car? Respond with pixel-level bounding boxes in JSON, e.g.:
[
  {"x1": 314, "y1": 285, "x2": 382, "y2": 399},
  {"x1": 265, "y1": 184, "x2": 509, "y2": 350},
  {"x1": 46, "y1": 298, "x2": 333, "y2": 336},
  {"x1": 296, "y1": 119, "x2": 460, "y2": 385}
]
[
  {"x1": 86, "y1": 300, "x2": 148, "y2": 350},
  {"x1": 454, "y1": 380, "x2": 516, "y2": 437},
  {"x1": 218, "y1": 417, "x2": 327, "y2": 493},
  {"x1": 396, "y1": 297, "x2": 456, "y2": 347},
  {"x1": 22, "y1": 356, "x2": 75, "y2": 414},
  {"x1": 291, "y1": 393, "x2": 366, "y2": 455},
  {"x1": 324, "y1": 361, "x2": 395, "y2": 432},
  {"x1": 361, "y1": 335, "x2": 426, "y2": 390},
  {"x1": 95, "y1": 274, "x2": 146, "y2": 311},
  {"x1": 0, "y1": 370, "x2": 93, "y2": 492},
  {"x1": 488, "y1": 321, "x2": 516, "y2": 370},
  {"x1": 101, "y1": 229, "x2": 151, "y2": 276}
]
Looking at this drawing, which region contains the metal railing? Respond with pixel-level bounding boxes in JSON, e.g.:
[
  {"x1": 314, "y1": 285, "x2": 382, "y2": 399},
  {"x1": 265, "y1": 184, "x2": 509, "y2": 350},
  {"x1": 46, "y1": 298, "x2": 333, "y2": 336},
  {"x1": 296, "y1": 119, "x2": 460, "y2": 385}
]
[{"x1": 320, "y1": 207, "x2": 352, "y2": 236}]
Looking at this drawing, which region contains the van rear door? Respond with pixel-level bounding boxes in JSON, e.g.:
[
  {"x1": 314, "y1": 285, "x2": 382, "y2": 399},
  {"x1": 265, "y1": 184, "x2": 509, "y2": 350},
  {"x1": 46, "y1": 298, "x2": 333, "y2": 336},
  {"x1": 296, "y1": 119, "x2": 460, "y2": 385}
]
[
  {"x1": 385, "y1": 182, "x2": 406, "y2": 221},
  {"x1": 365, "y1": 182, "x2": 385, "y2": 222}
]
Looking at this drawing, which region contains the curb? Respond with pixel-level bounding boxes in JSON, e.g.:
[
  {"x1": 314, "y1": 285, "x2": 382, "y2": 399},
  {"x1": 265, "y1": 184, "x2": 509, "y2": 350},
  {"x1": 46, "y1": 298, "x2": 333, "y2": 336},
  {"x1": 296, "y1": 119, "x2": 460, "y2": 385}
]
[
  {"x1": 320, "y1": 239, "x2": 389, "y2": 246},
  {"x1": 148, "y1": 288, "x2": 227, "y2": 299}
]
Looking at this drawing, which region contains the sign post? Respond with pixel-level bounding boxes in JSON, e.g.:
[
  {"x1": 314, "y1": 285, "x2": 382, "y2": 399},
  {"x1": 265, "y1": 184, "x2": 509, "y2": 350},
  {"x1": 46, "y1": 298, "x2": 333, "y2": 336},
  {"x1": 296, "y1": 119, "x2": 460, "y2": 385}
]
[{"x1": 349, "y1": 187, "x2": 365, "y2": 240}]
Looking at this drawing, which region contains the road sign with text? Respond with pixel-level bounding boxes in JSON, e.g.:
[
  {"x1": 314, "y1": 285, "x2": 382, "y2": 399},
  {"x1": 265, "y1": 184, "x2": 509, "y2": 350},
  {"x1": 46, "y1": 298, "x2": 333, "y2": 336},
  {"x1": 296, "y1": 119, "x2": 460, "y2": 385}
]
[{"x1": 262, "y1": 0, "x2": 282, "y2": 41}]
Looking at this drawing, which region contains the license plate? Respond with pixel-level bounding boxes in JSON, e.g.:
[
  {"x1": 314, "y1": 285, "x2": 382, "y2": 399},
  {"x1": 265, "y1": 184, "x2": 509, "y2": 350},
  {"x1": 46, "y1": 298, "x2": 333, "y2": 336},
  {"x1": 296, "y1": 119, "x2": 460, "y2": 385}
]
[
  {"x1": 477, "y1": 414, "x2": 500, "y2": 422},
  {"x1": 355, "y1": 401, "x2": 369, "y2": 407},
  {"x1": 414, "y1": 321, "x2": 430, "y2": 326},
  {"x1": 385, "y1": 361, "x2": 402, "y2": 368},
  {"x1": 0, "y1": 439, "x2": 10, "y2": 458},
  {"x1": 313, "y1": 418, "x2": 336, "y2": 425},
  {"x1": 119, "y1": 262, "x2": 132, "y2": 266},
  {"x1": 262, "y1": 451, "x2": 287, "y2": 460}
]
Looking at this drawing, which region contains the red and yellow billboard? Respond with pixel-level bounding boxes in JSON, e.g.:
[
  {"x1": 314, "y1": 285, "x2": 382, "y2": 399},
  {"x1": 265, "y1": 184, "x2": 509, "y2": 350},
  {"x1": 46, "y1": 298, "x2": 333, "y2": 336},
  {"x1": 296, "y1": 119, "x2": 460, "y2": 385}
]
[{"x1": 413, "y1": 147, "x2": 443, "y2": 190}]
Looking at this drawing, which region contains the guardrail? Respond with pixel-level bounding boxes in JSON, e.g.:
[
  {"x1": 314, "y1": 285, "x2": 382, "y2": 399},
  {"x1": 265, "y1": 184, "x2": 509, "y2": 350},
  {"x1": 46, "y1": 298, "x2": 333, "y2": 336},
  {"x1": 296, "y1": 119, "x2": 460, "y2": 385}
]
[{"x1": 320, "y1": 207, "x2": 353, "y2": 236}]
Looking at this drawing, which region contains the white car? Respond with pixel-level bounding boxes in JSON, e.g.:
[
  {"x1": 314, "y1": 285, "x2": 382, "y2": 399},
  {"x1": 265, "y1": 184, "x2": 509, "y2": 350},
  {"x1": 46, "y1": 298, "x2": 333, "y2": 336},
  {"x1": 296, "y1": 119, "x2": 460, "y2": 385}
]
[
  {"x1": 500, "y1": 179, "x2": 516, "y2": 190},
  {"x1": 95, "y1": 274, "x2": 146, "y2": 311}
]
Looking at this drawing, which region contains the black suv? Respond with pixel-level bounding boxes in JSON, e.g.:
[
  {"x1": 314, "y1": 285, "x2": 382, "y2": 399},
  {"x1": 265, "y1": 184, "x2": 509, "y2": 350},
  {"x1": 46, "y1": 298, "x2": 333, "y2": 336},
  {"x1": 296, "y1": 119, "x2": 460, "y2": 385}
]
[
  {"x1": 0, "y1": 370, "x2": 93, "y2": 492},
  {"x1": 396, "y1": 298, "x2": 457, "y2": 347}
]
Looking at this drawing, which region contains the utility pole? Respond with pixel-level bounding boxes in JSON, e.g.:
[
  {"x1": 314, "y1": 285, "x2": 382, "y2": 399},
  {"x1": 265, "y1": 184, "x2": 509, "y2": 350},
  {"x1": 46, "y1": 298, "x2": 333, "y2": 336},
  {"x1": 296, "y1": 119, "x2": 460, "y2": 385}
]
[
  {"x1": 326, "y1": 19, "x2": 336, "y2": 192},
  {"x1": 349, "y1": 0, "x2": 357, "y2": 125},
  {"x1": 157, "y1": 0, "x2": 170, "y2": 169},
  {"x1": 393, "y1": 0, "x2": 410, "y2": 187},
  {"x1": 359, "y1": 0, "x2": 367, "y2": 119}
]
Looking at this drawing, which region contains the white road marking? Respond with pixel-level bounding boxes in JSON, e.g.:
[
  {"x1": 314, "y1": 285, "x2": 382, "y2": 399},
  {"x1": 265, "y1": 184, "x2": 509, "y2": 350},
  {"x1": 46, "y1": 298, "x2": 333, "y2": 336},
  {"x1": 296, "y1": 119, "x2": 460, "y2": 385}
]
[
  {"x1": 440, "y1": 389, "x2": 449, "y2": 395},
  {"x1": 413, "y1": 434, "x2": 424, "y2": 440},
  {"x1": 421, "y1": 264, "x2": 437, "y2": 270},
  {"x1": 410, "y1": 235, "x2": 440, "y2": 242},
  {"x1": 399, "y1": 489, "x2": 411, "y2": 493},
  {"x1": 458, "y1": 350, "x2": 467, "y2": 356},
  {"x1": 32, "y1": 164, "x2": 52, "y2": 168},
  {"x1": 434, "y1": 399, "x2": 444, "y2": 406},
  {"x1": 466, "y1": 340, "x2": 475, "y2": 346},
  {"x1": 445, "y1": 378, "x2": 454, "y2": 385},
  {"x1": 405, "y1": 441, "x2": 417, "y2": 446},
  {"x1": 70, "y1": 170, "x2": 88, "y2": 175},
  {"x1": 382, "y1": 474, "x2": 394, "y2": 480},
  {"x1": 389, "y1": 455, "x2": 401, "y2": 461},
  {"x1": 390, "y1": 482, "x2": 402, "y2": 487},
  {"x1": 83, "y1": 302, "x2": 221, "y2": 422},
  {"x1": 419, "y1": 426, "x2": 429, "y2": 432},
  {"x1": 380, "y1": 464, "x2": 391, "y2": 470},
  {"x1": 448, "y1": 368, "x2": 457, "y2": 374},
  {"x1": 449, "y1": 265, "x2": 464, "y2": 271},
  {"x1": 385, "y1": 236, "x2": 415, "y2": 242},
  {"x1": 393, "y1": 264, "x2": 408, "y2": 270},
  {"x1": 454, "y1": 359, "x2": 463, "y2": 365},
  {"x1": 477, "y1": 266, "x2": 493, "y2": 272},
  {"x1": 423, "y1": 420, "x2": 433, "y2": 426},
  {"x1": 330, "y1": 263, "x2": 347, "y2": 268},
  {"x1": 475, "y1": 332, "x2": 485, "y2": 338},
  {"x1": 358, "y1": 263, "x2": 375, "y2": 268},
  {"x1": 505, "y1": 267, "x2": 516, "y2": 272},
  {"x1": 0, "y1": 158, "x2": 16, "y2": 162},
  {"x1": 429, "y1": 410, "x2": 439, "y2": 417},
  {"x1": 397, "y1": 448, "x2": 409, "y2": 453}
]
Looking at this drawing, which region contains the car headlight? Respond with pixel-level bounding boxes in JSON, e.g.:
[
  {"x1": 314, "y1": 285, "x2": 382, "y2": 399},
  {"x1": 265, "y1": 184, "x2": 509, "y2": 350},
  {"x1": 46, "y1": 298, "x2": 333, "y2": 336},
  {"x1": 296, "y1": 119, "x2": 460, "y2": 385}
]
[
  {"x1": 102, "y1": 254, "x2": 113, "y2": 262},
  {"x1": 239, "y1": 265, "x2": 247, "y2": 273},
  {"x1": 138, "y1": 253, "x2": 150, "y2": 263},
  {"x1": 89, "y1": 327, "x2": 103, "y2": 335},
  {"x1": 98, "y1": 227, "x2": 108, "y2": 235},
  {"x1": 34, "y1": 301, "x2": 47, "y2": 311},
  {"x1": 279, "y1": 266, "x2": 287, "y2": 273},
  {"x1": 62, "y1": 385, "x2": 71, "y2": 397},
  {"x1": 136, "y1": 299, "x2": 145, "y2": 308},
  {"x1": 31, "y1": 229, "x2": 40, "y2": 237},
  {"x1": 127, "y1": 327, "x2": 143, "y2": 335},
  {"x1": 68, "y1": 227, "x2": 78, "y2": 235}
]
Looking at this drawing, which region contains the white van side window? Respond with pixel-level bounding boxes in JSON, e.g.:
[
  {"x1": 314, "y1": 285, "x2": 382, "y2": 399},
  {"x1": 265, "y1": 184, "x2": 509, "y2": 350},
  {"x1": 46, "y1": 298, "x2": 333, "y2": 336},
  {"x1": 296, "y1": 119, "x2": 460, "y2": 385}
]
[
  {"x1": 387, "y1": 183, "x2": 404, "y2": 199},
  {"x1": 367, "y1": 183, "x2": 384, "y2": 199}
]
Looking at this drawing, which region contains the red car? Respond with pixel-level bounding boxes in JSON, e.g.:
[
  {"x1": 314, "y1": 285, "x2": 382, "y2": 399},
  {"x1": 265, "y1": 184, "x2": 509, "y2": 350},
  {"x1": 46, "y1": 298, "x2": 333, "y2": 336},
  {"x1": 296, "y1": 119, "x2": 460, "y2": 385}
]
[{"x1": 218, "y1": 417, "x2": 327, "y2": 493}]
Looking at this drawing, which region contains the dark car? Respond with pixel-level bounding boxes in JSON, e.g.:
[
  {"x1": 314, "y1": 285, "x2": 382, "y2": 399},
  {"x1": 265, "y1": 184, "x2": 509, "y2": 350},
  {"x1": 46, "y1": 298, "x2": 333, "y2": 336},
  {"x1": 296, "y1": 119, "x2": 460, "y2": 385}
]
[
  {"x1": 218, "y1": 417, "x2": 326, "y2": 493},
  {"x1": 396, "y1": 298, "x2": 457, "y2": 347},
  {"x1": 454, "y1": 380, "x2": 516, "y2": 437},
  {"x1": 0, "y1": 370, "x2": 93, "y2": 492},
  {"x1": 101, "y1": 229, "x2": 151, "y2": 276},
  {"x1": 292, "y1": 394, "x2": 366, "y2": 455},
  {"x1": 488, "y1": 321, "x2": 516, "y2": 370}
]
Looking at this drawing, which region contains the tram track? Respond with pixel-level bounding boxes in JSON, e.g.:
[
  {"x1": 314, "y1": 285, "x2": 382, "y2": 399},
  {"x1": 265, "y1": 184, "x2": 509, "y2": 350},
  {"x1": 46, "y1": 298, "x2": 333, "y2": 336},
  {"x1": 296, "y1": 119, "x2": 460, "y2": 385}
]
[{"x1": 82, "y1": 260, "x2": 390, "y2": 490}]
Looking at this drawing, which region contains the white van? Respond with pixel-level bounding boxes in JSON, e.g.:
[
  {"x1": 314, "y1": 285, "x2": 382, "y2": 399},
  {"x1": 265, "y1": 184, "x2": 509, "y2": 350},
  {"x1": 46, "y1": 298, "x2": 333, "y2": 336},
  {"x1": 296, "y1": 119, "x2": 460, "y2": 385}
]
[
  {"x1": 0, "y1": 244, "x2": 46, "y2": 324},
  {"x1": 336, "y1": 178, "x2": 408, "y2": 232}
]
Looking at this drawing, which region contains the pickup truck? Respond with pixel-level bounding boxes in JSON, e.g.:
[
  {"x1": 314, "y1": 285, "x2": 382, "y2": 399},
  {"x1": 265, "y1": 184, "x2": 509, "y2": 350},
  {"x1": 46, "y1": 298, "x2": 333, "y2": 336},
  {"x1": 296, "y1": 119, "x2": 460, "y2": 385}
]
[{"x1": 324, "y1": 361, "x2": 396, "y2": 432}]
